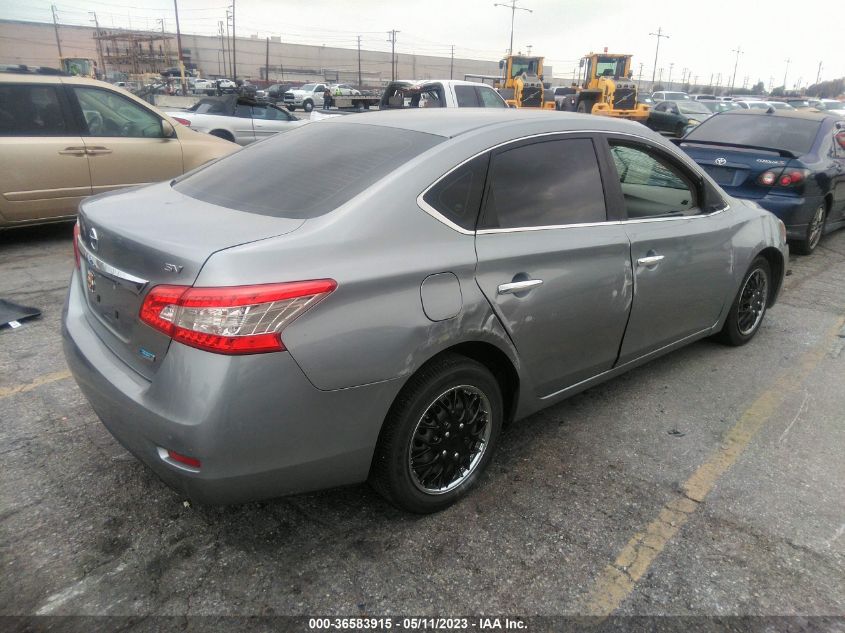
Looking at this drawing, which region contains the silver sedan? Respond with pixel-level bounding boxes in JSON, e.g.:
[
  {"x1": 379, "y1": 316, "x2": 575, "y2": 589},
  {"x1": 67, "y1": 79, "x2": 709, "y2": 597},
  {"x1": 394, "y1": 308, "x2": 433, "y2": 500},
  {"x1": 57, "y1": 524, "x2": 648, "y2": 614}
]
[{"x1": 63, "y1": 109, "x2": 788, "y2": 513}]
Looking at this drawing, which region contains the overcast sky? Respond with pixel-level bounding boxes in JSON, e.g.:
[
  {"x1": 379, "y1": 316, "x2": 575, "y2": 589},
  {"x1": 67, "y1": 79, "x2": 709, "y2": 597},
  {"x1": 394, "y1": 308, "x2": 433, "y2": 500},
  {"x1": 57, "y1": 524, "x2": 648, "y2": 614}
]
[{"x1": 5, "y1": 0, "x2": 841, "y2": 89}]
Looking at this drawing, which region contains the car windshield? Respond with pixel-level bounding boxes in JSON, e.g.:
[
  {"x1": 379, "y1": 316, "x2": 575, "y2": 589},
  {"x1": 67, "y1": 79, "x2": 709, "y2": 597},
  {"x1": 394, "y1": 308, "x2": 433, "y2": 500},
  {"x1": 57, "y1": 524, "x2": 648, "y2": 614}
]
[
  {"x1": 685, "y1": 115, "x2": 821, "y2": 155},
  {"x1": 663, "y1": 92, "x2": 690, "y2": 100},
  {"x1": 174, "y1": 122, "x2": 442, "y2": 219},
  {"x1": 701, "y1": 101, "x2": 740, "y2": 113},
  {"x1": 300, "y1": 83, "x2": 316, "y2": 91},
  {"x1": 677, "y1": 102, "x2": 712, "y2": 115}
]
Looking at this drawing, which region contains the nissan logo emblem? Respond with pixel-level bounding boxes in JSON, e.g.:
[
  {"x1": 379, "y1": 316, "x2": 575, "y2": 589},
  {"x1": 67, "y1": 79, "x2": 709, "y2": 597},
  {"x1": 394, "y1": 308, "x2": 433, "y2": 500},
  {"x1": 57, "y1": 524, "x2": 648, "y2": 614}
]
[
  {"x1": 714, "y1": 158, "x2": 727, "y2": 166},
  {"x1": 89, "y1": 227, "x2": 99, "y2": 251}
]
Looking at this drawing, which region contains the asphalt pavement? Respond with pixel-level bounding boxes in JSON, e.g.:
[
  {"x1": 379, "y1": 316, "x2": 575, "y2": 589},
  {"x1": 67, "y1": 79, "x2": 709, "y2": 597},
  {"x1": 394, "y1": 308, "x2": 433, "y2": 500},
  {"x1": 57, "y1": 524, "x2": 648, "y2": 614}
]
[{"x1": 1, "y1": 222, "x2": 843, "y2": 627}]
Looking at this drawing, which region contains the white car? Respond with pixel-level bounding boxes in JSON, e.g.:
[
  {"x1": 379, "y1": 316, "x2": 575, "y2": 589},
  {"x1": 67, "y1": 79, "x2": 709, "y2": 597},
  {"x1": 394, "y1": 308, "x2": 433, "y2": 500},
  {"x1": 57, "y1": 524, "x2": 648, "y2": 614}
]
[
  {"x1": 166, "y1": 95, "x2": 307, "y2": 145},
  {"x1": 192, "y1": 79, "x2": 217, "y2": 95},
  {"x1": 331, "y1": 83, "x2": 361, "y2": 96}
]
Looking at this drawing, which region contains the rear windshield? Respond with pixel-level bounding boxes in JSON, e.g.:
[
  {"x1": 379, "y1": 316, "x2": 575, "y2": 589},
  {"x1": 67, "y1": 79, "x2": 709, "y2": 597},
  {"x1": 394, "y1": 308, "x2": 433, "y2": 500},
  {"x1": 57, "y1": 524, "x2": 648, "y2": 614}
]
[
  {"x1": 684, "y1": 115, "x2": 821, "y2": 155},
  {"x1": 174, "y1": 122, "x2": 442, "y2": 218}
]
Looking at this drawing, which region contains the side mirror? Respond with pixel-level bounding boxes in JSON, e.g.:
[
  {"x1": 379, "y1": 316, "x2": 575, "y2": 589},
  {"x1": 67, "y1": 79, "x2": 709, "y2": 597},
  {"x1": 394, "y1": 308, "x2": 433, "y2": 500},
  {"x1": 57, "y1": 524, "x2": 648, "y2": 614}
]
[{"x1": 161, "y1": 119, "x2": 177, "y2": 138}]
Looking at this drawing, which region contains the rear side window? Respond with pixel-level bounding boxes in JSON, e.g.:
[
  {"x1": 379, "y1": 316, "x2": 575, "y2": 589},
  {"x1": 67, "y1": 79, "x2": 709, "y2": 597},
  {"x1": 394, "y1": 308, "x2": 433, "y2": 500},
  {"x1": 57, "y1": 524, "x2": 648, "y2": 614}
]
[
  {"x1": 454, "y1": 85, "x2": 480, "y2": 107},
  {"x1": 0, "y1": 84, "x2": 68, "y2": 136},
  {"x1": 175, "y1": 123, "x2": 442, "y2": 219},
  {"x1": 685, "y1": 115, "x2": 821, "y2": 155},
  {"x1": 478, "y1": 87, "x2": 506, "y2": 108},
  {"x1": 479, "y1": 138, "x2": 607, "y2": 229},
  {"x1": 422, "y1": 154, "x2": 488, "y2": 230}
]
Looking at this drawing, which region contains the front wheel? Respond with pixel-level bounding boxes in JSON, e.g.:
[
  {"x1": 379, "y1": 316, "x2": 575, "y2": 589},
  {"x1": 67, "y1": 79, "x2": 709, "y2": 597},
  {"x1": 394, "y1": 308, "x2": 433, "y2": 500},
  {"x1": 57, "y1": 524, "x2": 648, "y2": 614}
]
[
  {"x1": 369, "y1": 354, "x2": 503, "y2": 513},
  {"x1": 793, "y1": 203, "x2": 826, "y2": 255},
  {"x1": 303, "y1": 100, "x2": 314, "y2": 112},
  {"x1": 714, "y1": 256, "x2": 771, "y2": 346}
]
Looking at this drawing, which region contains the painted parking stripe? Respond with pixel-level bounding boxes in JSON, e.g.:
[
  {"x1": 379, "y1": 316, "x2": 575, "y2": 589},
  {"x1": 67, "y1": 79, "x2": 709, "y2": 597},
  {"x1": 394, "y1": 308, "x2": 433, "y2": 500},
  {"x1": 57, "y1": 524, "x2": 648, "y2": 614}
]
[
  {"x1": 0, "y1": 370, "x2": 72, "y2": 400},
  {"x1": 577, "y1": 315, "x2": 845, "y2": 616}
]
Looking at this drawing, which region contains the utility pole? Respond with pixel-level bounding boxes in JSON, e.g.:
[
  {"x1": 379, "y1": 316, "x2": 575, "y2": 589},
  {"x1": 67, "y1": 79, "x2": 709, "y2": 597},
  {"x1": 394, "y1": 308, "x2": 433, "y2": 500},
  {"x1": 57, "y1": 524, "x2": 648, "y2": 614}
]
[
  {"x1": 51, "y1": 5, "x2": 63, "y2": 64},
  {"x1": 387, "y1": 30, "x2": 399, "y2": 81},
  {"x1": 219, "y1": 21, "x2": 227, "y2": 77},
  {"x1": 668, "y1": 62, "x2": 674, "y2": 89},
  {"x1": 225, "y1": 11, "x2": 232, "y2": 76},
  {"x1": 157, "y1": 18, "x2": 170, "y2": 68},
  {"x1": 526, "y1": 44, "x2": 532, "y2": 55},
  {"x1": 715, "y1": 72, "x2": 721, "y2": 89},
  {"x1": 730, "y1": 46, "x2": 743, "y2": 94},
  {"x1": 815, "y1": 61, "x2": 822, "y2": 85},
  {"x1": 450, "y1": 44, "x2": 455, "y2": 80},
  {"x1": 637, "y1": 62, "x2": 644, "y2": 90},
  {"x1": 649, "y1": 26, "x2": 669, "y2": 85},
  {"x1": 658, "y1": 67, "x2": 663, "y2": 84},
  {"x1": 265, "y1": 37, "x2": 269, "y2": 82},
  {"x1": 231, "y1": 0, "x2": 236, "y2": 81},
  {"x1": 173, "y1": 0, "x2": 187, "y2": 94},
  {"x1": 783, "y1": 58, "x2": 790, "y2": 90},
  {"x1": 708, "y1": 73, "x2": 713, "y2": 88},
  {"x1": 278, "y1": 34, "x2": 284, "y2": 80},
  {"x1": 494, "y1": 0, "x2": 532, "y2": 57},
  {"x1": 693, "y1": 74, "x2": 698, "y2": 88},
  {"x1": 90, "y1": 12, "x2": 106, "y2": 78},
  {"x1": 355, "y1": 36, "x2": 362, "y2": 87}
]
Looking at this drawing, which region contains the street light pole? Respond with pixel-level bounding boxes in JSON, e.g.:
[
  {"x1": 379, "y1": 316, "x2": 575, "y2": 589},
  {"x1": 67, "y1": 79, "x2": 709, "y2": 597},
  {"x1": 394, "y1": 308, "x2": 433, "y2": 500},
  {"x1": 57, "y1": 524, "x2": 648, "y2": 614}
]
[
  {"x1": 730, "y1": 46, "x2": 743, "y2": 95},
  {"x1": 494, "y1": 1, "x2": 532, "y2": 57},
  {"x1": 783, "y1": 58, "x2": 790, "y2": 91},
  {"x1": 649, "y1": 26, "x2": 669, "y2": 86}
]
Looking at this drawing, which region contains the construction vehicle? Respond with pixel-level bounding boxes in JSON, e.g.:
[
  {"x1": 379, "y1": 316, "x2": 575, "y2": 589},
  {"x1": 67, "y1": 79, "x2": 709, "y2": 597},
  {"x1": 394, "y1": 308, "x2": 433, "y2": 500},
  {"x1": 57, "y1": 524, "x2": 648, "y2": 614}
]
[
  {"x1": 493, "y1": 55, "x2": 556, "y2": 110},
  {"x1": 60, "y1": 58, "x2": 98, "y2": 79},
  {"x1": 568, "y1": 50, "x2": 649, "y2": 122}
]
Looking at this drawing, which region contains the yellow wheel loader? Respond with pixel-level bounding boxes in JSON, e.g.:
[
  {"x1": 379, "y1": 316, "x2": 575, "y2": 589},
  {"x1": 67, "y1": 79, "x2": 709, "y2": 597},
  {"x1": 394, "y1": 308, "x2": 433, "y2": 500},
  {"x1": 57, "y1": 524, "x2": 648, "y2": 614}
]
[
  {"x1": 570, "y1": 51, "x2": 650, "y2": 122},
  {"x1": 494, "y1": 55, "x2": 556, "y2": 110}
]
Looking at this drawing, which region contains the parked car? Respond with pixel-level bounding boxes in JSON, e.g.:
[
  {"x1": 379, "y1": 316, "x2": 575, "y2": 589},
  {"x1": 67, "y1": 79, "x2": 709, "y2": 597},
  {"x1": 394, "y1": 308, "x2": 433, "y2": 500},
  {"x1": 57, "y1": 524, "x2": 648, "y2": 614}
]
[
  {"x1": 692, "y1": 94, "x2": 717, "y2": 100},
  {"x1": 680, "y1": 109, "x2": 845, "y2": 254},
  {"x1": 646, "y1": 99, "x2": 713, "y2": 137},
  {"x1": 266, "y1": 83, "x2": 293, "y2": 103},
  {"x1": 785, "y1": 98, "x2": 812, "y2": 108},
  {"x1": 165, "y1": 95, "x2": 307, "y2": 145},
  {"x1": 379, "y1": 80, "x2": 508, "y2": 109},
  {"x1": 733, "y1": 100, "x2": 772, "y2": 111},
  {"x1": 192, "y1": 79, "x2": 216, "y2": 95},
  {"x1": 0, "y1": 71, "x2": 237, "y2": 229},
  {"x1": 651, "y1": 90, "x2": 690, "y2": 102},
  {"x1": 552, "y1": 85, "x2": 577, "y2": 111},
  {"x1": 700, "y1": 100, "x2": 742, "y2": 114},
  {"x1": 812, "y1": 99, "x2": 845, "y2": 117},
  {"x1": 63, "y1": 109, "x2": 787, "y2": 513},
  {"x1": 331, "y1": 84, "x2": 361, "y2": 96},
  {"x1": 766, "y1": 101, "x2": 795, "y2": 111}
]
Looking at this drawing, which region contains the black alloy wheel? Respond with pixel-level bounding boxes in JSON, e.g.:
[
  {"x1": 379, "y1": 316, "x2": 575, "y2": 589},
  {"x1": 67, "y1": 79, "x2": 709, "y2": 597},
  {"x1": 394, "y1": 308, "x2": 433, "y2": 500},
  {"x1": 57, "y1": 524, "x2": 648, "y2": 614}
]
[{"x1": 370, "y1": 354, "x2": 503, "y2": 513}]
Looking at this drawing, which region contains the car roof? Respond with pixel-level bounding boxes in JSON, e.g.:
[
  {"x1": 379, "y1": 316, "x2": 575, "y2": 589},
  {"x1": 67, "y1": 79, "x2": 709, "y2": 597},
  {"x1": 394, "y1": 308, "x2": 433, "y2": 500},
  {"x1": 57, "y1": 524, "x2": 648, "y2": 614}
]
[
  {"x1": 321, "y1": 108, "x2": 650, "y2": 139},
  {"x1": 717, "y1": 109, "x2": 832, "y2": 122}
]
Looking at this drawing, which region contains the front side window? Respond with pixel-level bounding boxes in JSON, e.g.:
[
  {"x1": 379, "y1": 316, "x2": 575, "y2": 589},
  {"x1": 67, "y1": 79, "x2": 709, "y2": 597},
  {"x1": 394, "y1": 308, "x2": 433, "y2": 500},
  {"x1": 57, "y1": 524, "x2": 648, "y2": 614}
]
[
  {"x1": 0, "y1": 84, "x2": 68, "y2": 136},
  {"x1": 480, "y1": 138, "x2": 607, "y2": 230},
  {"x1": 73, "y1": 87, "x2": 162, "y2": 138},
  {"x1": 609, "y1": 143, "x2": 698, "y2": 218},
  {"x1": 478, "y1": 87, "x2": 506, "y2": 108}
]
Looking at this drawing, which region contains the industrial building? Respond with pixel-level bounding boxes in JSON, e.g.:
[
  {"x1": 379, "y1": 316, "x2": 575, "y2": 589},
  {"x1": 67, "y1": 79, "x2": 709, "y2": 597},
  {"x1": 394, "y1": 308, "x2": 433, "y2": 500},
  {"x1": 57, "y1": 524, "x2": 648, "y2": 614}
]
[{"x1": 0, "y1": 19, "x2": 514, "y2": 87}]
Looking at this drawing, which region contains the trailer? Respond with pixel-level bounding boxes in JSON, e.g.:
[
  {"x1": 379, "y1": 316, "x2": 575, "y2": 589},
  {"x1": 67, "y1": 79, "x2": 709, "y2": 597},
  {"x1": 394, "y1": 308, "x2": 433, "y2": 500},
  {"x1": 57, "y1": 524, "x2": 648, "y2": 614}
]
[{"x1": 330, "y1": 94, "x2": 380, "y2": 111}]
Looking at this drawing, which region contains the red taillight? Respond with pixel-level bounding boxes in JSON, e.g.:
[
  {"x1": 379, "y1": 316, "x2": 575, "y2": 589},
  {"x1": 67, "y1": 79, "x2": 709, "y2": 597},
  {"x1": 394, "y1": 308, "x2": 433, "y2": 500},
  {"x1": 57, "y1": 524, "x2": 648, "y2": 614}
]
[
  {"x1": 138, "y1": 280, "x2": 337, "y2": 355},
  {"x1": 779, "y1": 170, "x2": 805, "y2": 186},
  {"x1": 166, "y1": 450, "x2": 201, "y2": 469},
  {"x1": 758, "y1": 170, "x2": 777, "y2": 186},
  {"x1": 171, "y1": 117, "x2": 191, "y2": 126},
  {"x1": 73, "y1": 221, "x2": 81, "y2": 269}
]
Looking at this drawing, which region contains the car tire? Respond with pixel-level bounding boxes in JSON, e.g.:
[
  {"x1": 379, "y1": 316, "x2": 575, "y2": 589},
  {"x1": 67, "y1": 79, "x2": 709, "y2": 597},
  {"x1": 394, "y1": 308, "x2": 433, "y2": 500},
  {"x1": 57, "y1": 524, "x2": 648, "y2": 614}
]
[
  {"x1": 577, "y1": 100, "x2": 590, "y2": 113},
  {"x1": 792, "y1": 203, "x2": 826, "y2": 255},
  {"x1": 287, "y1": 105, "x2": 295, "y2": 111},
  {"x1": 714, "y1": 256, "x2": 771, "y2": 346},
  {"x1": 303, "y1": 100, "x2": 314, "y2": 112},
  {"x1": 369, "y1": 354, "x2": 503, "y2": 514},
  {"x1": 209, "y1": 129, "x2": 235, "y2": 142}
]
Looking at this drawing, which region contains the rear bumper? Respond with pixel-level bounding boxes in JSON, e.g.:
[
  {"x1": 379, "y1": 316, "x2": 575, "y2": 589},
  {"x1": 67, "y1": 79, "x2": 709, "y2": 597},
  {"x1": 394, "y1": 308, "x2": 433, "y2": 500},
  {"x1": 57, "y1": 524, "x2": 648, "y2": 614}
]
[
  {"x1": 62, "y1": 272, "x2": 400, "y2": 505},
  {"x1": 754, "y1": 194, "x2": 823, "y2": 239}
]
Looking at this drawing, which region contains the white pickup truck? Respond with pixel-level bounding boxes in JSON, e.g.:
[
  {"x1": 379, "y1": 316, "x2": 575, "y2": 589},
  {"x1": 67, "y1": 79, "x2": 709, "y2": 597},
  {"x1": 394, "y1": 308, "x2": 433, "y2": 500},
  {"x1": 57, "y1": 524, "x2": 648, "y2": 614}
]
[
  {"x1": 282, "y1": 83, "x2": 329, "y2": 112},
  {"x1": 379, "y1": 80, "x2": 508, "y2": 109}
]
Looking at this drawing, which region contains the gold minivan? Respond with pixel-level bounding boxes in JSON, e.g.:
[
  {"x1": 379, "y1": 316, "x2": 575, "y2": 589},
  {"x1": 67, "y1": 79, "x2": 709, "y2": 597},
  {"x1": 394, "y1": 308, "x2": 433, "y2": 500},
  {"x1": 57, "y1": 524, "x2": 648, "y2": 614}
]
[{"x1": 0, "y1": 71, "x2": 238, "y2": 229}]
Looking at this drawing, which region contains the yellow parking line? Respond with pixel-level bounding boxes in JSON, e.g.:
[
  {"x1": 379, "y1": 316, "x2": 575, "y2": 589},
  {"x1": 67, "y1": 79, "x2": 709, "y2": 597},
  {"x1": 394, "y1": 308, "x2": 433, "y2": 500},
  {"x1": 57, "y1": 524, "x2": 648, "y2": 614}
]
[
  {"x1": 0, "y1": 370, "x2": 72, "y2": 399},
  {"x1": 578, "y1": 315, "x2": 845, "y2": 616}
]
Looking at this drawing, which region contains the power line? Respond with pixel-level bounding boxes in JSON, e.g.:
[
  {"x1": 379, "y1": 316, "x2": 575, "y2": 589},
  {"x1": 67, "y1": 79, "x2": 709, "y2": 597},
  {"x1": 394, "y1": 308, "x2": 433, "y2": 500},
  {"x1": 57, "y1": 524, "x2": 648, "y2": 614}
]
[{"x1": 648, "y1": 26, "x2": 669, "y2": 85}]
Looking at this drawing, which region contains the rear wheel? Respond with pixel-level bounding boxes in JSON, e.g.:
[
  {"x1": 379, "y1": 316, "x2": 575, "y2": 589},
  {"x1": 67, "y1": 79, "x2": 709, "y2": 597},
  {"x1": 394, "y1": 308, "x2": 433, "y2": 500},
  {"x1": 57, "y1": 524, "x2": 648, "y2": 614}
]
[
  {"x1": 793, "y1": 203, "x2": 826, "y2": 255},
  {"x1": 715, "y1": 256, "x2": 771, "y2": 346},
  {"x1": 369, "y1": 354, "x2": 503, "y2": 514}
]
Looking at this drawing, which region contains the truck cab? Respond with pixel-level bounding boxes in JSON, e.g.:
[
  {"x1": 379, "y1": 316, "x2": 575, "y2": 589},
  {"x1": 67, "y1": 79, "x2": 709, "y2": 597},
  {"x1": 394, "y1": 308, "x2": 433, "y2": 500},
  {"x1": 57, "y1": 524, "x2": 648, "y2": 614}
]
[
  {"x1": 379, "y1": 80, "x2": 508, "y2": 109},
  {"x1": 283, "y1": 83, "x2": 328, "y2": 112}
]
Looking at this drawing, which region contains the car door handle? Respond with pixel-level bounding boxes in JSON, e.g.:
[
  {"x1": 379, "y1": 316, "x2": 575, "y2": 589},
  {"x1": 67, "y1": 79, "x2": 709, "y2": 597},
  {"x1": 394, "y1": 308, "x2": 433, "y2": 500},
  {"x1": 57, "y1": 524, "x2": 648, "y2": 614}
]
[
  {"x1": 637, "y1": 254, "x2": 665, "y2": 266},
  {"x1": 497, "y1": 279, "x2": 543, "y2": 295},
  {"x1": 59, "y1": 146, "x2": 87, "y2": 156},
  {"x1": 86, "y1": 146, "x2": 112, "y2": 155}
]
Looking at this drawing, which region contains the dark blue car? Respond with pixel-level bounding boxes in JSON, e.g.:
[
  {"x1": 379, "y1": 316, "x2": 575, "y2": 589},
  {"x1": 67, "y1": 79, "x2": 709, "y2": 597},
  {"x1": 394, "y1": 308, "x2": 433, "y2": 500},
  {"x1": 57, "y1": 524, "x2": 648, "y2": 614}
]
[{"x1": 678, "y1": 110, "x2": 845, "y2": 254}]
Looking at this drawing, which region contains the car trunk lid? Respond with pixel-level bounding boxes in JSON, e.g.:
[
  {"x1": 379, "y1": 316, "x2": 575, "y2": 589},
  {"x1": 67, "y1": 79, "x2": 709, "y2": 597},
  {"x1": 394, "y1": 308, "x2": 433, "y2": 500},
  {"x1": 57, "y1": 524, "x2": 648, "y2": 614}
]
[
  {"x1": 678, "y1": 141, "x2": 799, "y2": 199},
  {"x1": 76, "y1": 182, "x2": 305, "y2": 380}
]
